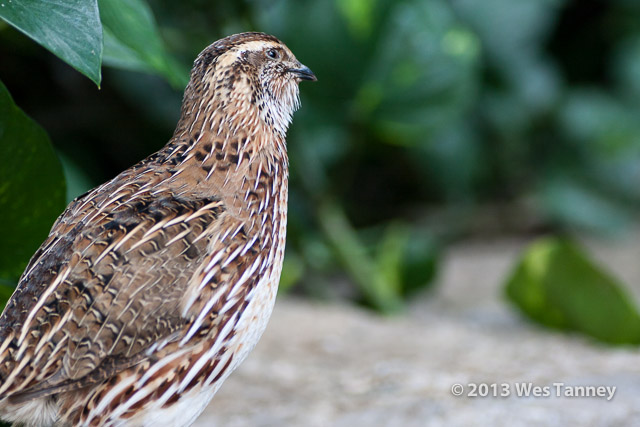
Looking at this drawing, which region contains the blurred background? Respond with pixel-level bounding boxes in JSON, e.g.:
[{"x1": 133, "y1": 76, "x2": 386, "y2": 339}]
[
  {"x1": 3, "y1": 0, "x2": 640, "y2": 424},
  {"x1": 3, "y1": 0, "x2": 640, "y2": 344}
]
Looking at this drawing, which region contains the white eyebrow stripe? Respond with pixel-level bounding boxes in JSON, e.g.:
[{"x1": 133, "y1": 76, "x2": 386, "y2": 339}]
[{"x1": 235, "y1": 40, "x2": 281, "y2": 54}]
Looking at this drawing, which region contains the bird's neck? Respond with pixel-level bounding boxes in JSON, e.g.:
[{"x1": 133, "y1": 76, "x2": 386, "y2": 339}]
[
  {"x1": 146, "y1": 98, "x2": 288, "y2": 221},
  {"x1": 173, "y1": 84, "x2": 290, "y2": 160},
  {"x1": 172, "y1": 113, "x2": 288, "y2": 176}
]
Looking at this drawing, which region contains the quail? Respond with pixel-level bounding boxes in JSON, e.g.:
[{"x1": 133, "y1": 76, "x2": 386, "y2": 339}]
[{"x1": 0, "y1": 32, "x2": 316, "y2": 426}]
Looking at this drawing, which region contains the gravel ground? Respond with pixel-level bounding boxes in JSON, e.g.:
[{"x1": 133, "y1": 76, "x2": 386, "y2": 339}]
[{"x1": 196, "y1": 235, "x2": 640, "y2": 426}]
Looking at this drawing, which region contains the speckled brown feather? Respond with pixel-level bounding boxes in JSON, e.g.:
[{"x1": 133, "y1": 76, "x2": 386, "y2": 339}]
[{"x1": 0, "y1": 32, "x2": 314, "y2": 426}]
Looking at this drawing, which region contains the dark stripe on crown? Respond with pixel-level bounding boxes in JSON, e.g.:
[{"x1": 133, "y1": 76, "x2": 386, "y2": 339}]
[{"x1": 194, "y1": 32, "x2": 282, "y2": 73}]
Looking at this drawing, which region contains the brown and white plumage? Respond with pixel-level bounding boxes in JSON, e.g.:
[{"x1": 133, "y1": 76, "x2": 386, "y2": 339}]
[{"x1": 0, "y1": 32, "x2": 315, "y2": 426}]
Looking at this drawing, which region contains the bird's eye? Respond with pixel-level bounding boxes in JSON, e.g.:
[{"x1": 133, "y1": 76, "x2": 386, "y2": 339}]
[{"x1": 266, "y1": 49, "x2": 279, "y2": 60}]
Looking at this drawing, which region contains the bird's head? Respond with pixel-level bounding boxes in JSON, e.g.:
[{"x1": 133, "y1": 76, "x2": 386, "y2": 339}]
[{"x1": 183, "y1": 32, "x2": 316, "y2": 138}]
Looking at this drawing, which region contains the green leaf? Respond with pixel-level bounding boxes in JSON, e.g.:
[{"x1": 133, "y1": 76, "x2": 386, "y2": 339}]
[
  {"x1": 317, "y1": 200, "x2": 404, "y2": 313},
  {"x1": 0, "y1": 80, "x2": 67, "y2": 283},
  {"x1": 375, "y1": 224, "x2": 438, "y2": 298},
  {"x1": 0, "y1": 0, "x2": 102, "y2": 85},
  {"x1": 99, "y1": 0, "x2": 189, "y2": 88},
  {"x1": 505, "y1": 237, "x2": 640, "y2": 345}
]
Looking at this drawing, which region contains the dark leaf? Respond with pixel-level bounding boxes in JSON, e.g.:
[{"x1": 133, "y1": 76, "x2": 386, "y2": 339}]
[{"x1": 0, "y1": 80, "x2": 67, "y2": 283}]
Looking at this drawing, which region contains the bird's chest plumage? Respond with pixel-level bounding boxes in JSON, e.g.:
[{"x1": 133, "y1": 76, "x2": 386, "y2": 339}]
[{"x1": 122, "y1": 166, "x2": 289, "y2": 427}]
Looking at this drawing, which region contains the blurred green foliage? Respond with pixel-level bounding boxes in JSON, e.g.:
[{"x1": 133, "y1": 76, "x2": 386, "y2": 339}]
[{"x1": 1, "y1": 0, "x2": 640, "y2": 322}]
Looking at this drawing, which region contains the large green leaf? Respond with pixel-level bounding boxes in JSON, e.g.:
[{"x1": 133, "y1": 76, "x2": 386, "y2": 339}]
[
  {"x1": 505, "y1": 237, "x2": 640, "y2": 345},
  {"x1": 0, "y1": 0, "x2": 102, "y2": 85},
  {"x1": 100, "y1": 0, "x2": 189, "y2": 88},
  {"x1": 0, "y1": 80, "x2": 67, "y2": 283}
]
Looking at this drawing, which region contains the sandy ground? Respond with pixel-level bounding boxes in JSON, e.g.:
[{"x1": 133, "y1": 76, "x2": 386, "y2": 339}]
[{"x1": 195, "y1": 235, "x2": 640, "y2": 426}]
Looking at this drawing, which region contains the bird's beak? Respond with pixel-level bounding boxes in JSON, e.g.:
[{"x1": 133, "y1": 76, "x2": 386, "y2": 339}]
[{"x1": 288, "y1": 64, "x2": 317, "y2": 81}]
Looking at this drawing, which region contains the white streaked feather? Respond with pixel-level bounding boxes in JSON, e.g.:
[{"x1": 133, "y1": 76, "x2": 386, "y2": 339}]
[{"x1": 181, "y1": 285, "x2": 227, "y2": 345}]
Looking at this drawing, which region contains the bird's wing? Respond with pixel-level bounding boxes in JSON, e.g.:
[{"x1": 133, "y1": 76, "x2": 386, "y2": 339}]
[{"x1": 0, "y1": 177, "x2": 245, "y2": 400}]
